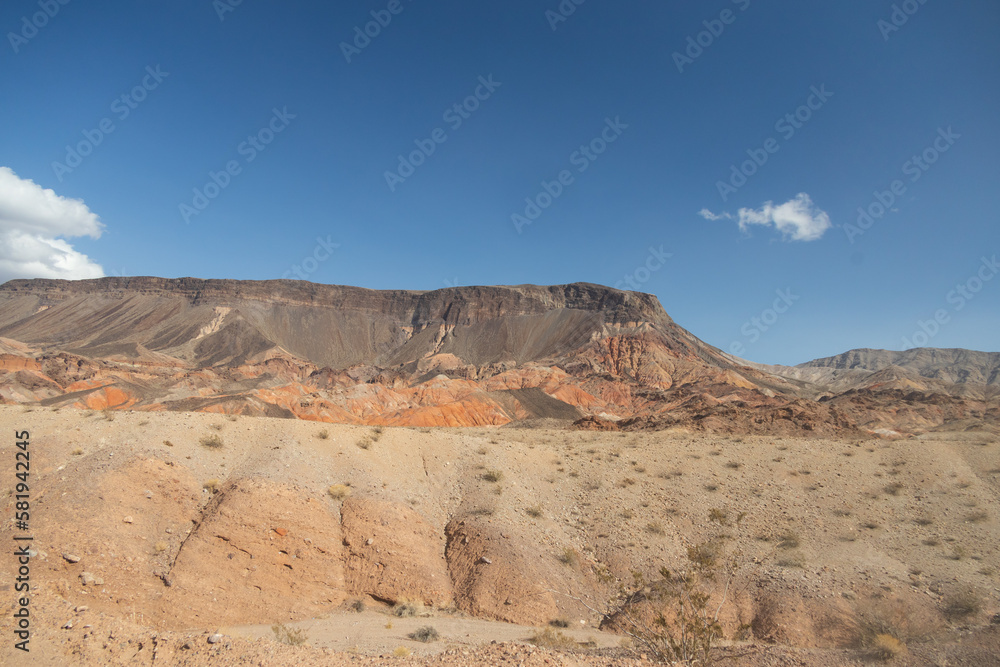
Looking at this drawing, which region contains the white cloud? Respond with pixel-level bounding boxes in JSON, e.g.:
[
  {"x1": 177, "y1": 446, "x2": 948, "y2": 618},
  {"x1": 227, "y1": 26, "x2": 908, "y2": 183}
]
[
  {"x1": 700, "y1": 193, "x2": 832, "y2": 242},
  {"x1": 0, "y1": 167, "x2": 105, "y2": 282},
  {"x1": 698, "y1": 208, "x2": 732, "y2": 221}
]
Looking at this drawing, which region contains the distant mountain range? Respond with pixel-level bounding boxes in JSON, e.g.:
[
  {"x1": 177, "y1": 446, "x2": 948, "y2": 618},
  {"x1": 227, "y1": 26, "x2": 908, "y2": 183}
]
[{"x1": 0, "y1": 277, "x2": 995, "y2": 436}]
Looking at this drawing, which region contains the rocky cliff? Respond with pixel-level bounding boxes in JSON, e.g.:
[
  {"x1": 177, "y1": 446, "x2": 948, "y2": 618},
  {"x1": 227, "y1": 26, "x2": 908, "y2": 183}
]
[{"x1": 0, "y1": 277, "x2": 994, "y2": 435}]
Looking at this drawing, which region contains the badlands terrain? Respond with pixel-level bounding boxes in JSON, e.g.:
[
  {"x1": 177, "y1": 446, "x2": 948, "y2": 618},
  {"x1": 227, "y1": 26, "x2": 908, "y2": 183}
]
[{"x1": 0, "y1": 278, "x2": 998, "y2": 665}]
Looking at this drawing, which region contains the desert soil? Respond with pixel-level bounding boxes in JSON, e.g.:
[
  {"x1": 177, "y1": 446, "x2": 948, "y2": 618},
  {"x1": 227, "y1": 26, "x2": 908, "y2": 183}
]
[{"x1": 1, "y1": 405, "x2": 998, "y2": 665}]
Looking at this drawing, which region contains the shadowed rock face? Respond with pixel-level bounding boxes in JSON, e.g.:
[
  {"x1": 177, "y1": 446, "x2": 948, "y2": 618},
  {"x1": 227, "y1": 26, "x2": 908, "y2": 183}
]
[{"x1": 0, "y1": 277, "x2": 995, "y2": 434}]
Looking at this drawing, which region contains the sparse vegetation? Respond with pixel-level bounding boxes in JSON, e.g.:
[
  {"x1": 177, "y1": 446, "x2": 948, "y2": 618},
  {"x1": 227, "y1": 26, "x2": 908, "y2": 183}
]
[
  {"x1": 408, "y1": 626, "x2": 439, "y2": 643},
  {"x1": 528, "y1": 627, "x2": 576, "y2": 649},
  {"x1": 870, "y1": 634, "x2": 906, "y2": 661},
  {"x1": 609, "y1": 540, "x2": 738, "y2": 665},
  {"x1": 481, "y1": 469, "x2": 504, "y2": 483},
  {"x1": 203, "y1": 479, "x2": 220, "y2": 493},
  {"x1": 392, "y1": 646, "x2": 411, "y2": 657},
  {"x1": 645, "y1": 521, "x2": 665, "y2": 535},
  {"x1": 327, "y1": 484, "x2": 351, "y2": 500},
  {"x1": 153, "y1": 541, "x2": 168, "y2": 554},
  {"x1": 777, "y1": 531, "x2": 800, "y2": 550},
  {"x1": 525, "y1": 505, "x2": 543, "y2": 518},
  {"x1": 317, "y1": 429, "x2": 329, "y2": 440},
  {"x1": 271, "y1": 623, "x2": 308, "y2": 646},
  {"x1": 199, "y1": 433, "x2": 223, "y2": 449},
  {"x1": 102, "y1": 409, "x2": 115, "y2": 421},
  {"x1": 71, "y1": 448, "x2": 84, "y2": 456},
  {"x1": 392, "y1": 601, "x2": 426, "y2": 617},
  {"x1": 557, "y1": 548, "x2": 578, "y2": 566},
  {"x1": 884, "y1": 482, "x2": 905, "y2": 496},
  {"x1": 942, "y1": 587, "x2": 981, "y2": 621}
]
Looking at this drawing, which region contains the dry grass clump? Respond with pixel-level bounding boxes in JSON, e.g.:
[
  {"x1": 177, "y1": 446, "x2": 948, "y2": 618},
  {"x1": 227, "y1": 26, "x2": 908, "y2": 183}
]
[
  {"x1": 316, "y1": 429, "x2": 329, "y2": 440},
  {"x1": 271, "y1": 623, "x2": 307, "y2": 646},
  {"x1": 528, "y1": 627, "x2": 576, "y2": 649},
  {"x1": 884, "y1": 482, "x2": 905, "y2": 496},
  {"x1": 942, "y1": 587, "x2": 981, "y2": 622},
  {"x1": 327, "y1": 484, "x2": 351, "y2": 500},
  {"x1": 645, "y1": 521, "x2": 665, "y2": 535},
  {"x1": 870, "y1": 634, "x2": 906, "y2": 661},
  {"x1": 777, "y1": 531, "x2": 800, "y2": 549},
  {"x1": 153, "y1": 541, "x2": 168, "y2": 554},
  {"x1": 202, "y1": 479, "x2": 220, "y2": 493},
  {"x1": 199, "y1": 433, "x2": 223, "y2": 449},
  {"x1": 408, "y1": 626, "x2": 439, "y2": 643},
  {"x1": 356, "y1": 426, "x2": 384, "y2": 449},
  {"x1": 392, "y1": 601, "x2": 426, "y2": 617},
  {"x1": 557, "y1": 548, "x2": 578, "y2": 566},
  {"x1": 102, "y1": 409, "x2": 115, "y2": 421},
  {"x1": 965, "y1": 510, "x2": 988, "y2": 524},
  {"x1": 71, "y1": 448, "x2": 84, "y2": 456},
  {"x1": 392, "y1": 647, "x2": 411, "y2": 657},
  {"x1": 525, "y1": 505, "x2": 543, "y2": 518},
  {"x1": 481, "y1": 469, "x2": 504, "y2": 483}
]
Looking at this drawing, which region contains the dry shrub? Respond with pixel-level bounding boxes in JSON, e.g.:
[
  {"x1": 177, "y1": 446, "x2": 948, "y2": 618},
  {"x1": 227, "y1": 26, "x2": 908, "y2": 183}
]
[
  {"x1": 528, "y1": 627, "x2": 576, "y2": 649},
  {"x1": 943, "y1": 587, "x2": 982, "y2": 622},
  {"x1": 199, "y1": 434, "x2": 223, "y2": 449},
  {"x1": 408, "y1": 626, "x2": 439, "y2": 643},
  {"x1": 327, "y1": 484, "x2": 351, "y2": 500},
  {"x1": 870, "y1": 634, "x2": 906, "y2": 661},
  {"x1": 271, "y1": 623, "x2": 307, "y2": 646}
]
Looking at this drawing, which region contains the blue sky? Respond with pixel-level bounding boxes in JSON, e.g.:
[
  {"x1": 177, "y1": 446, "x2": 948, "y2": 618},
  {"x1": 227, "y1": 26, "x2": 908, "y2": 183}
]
[{"x1": 1, "y1": 0, "x2": 997, "y2": 365}]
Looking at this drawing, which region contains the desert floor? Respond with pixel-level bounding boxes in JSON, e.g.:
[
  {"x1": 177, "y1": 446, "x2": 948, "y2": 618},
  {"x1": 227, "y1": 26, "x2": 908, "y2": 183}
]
[{"x1": 1, "y1": 405, "x2": 998, "y2": 665}]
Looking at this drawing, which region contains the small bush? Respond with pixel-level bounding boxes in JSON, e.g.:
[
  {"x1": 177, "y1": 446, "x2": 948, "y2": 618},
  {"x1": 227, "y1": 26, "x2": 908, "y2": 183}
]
[
  {"x1": 71, "y1": 448, "x2": 84, "y2": 456},
  {"x1": 708, "y1": 508, "x2": 729, "y2": 525},
  {"x1": 154, "y1": 541, "x2": 168, "y2": 554},
  {"x1": 646, "y1": 521, "x2": 665, "y2": 535},
  {"x1": 327, "y1": 484, "x2": 351, "y2": 500},
  {"x1": 200, "y1": 434, "x2": 223, "y2": 449},
  {"x1": 482, "y1": 469, "x2": 504, "y2": 483},
  {"x1": 392, "y1": 601, "x2": 425, "y2": 617},
  {"x1": 350, "y1": 599, "x2": 366, "y2": 613},
  {"x1": 777, "y1": 531, "x2": 800, "y2": 549},
  {"x1": 966, "y1": 511, "x2": 988, "y2": 524},
  {"x1": 870, "y1": 634, "x2": 906, "y2": 661},
  {"x1": 526, "y1": 505, "x2": 543, "y2": 518},
  {"x1": 317, "y1": 429, "x2": 329, "y2": 440},
  {"x1": 884, "y1": 482, "x2": 905, "y2": 496},
  {"x1": 557, "y1": 548, "x2": 578, "y2": 566},
  {"x1": 272, "y1": 623, "x2": 307, "y2": 646},
  {"x1": 408, "y1": 626, "x2": 439, "y2": 643},
  {"x1": 943, "y1": 588, "x2": 981, "y2": 621},
  {"x1": 393, "y1": 646, "x2": 411, "y2": 657},
  {"x1": 776, "y1": 553, "x2": 805, "y2": 568},
  {"x1": 528, "y1": 628, "x2": 576, "y2": 649},
  {"x1": 549, "y1": 618, "x2": 570, "y2": 628},
  {"x1": 102, "y1": 409, "x2": 115, "y2": 421}
]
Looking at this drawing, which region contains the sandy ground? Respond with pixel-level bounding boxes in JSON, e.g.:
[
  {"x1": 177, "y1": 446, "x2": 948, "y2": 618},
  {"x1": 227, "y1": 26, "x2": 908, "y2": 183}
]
[{"x1": 1, "y1": 405, "x2": 998, "y2": 665}]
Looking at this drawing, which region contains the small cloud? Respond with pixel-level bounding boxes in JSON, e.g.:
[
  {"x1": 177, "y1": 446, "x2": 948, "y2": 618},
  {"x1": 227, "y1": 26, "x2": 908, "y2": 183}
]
[
  {"x1": 0, "y1": 167, "x2": 105, "y2": 282},
  {"x1": 698, "y1": 208, "x2": 732, "y2": 221},
  {"x1": 700, "y1": 193, "x2": 831, "y2": 242}
]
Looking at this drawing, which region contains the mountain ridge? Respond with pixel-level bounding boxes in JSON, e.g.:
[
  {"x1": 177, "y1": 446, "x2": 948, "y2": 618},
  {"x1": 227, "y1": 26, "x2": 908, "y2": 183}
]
[{"x1": 0, "y1": 277, "x2": 995, "y2": 436}]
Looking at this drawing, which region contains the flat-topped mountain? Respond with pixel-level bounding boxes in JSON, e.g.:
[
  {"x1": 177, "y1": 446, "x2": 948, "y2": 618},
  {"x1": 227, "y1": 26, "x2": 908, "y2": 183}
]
[{"x1": 0, "y1": 277, "x2": 995, "y2": 435}]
